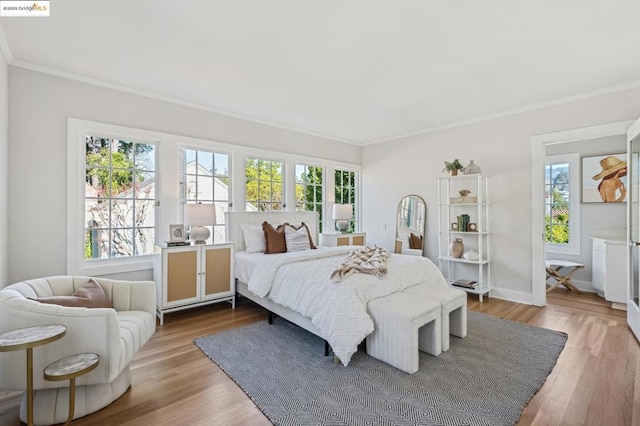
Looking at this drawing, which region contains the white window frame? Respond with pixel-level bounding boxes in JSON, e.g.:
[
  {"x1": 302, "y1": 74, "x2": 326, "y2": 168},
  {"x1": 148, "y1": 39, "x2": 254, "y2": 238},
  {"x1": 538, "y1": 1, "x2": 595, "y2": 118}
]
[
  {"x1": 545, "y1": 153, "x2": 581, "y2": 255},
  {"x1": 67, "y1": 119, "x2": 160, "y2": 276},
  {"x1": 295, "y1": 163, "x2": 325, "y2": 232},
  {"x1": 333, "y1": 167, "x2": 360, "y2": 232}
]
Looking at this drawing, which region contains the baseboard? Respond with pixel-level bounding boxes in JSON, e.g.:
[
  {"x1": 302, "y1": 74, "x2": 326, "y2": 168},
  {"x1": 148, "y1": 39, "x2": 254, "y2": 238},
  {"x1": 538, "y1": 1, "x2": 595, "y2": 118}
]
[{"x1": 488, "y1": 288, "x2": 533, "y2": 305}]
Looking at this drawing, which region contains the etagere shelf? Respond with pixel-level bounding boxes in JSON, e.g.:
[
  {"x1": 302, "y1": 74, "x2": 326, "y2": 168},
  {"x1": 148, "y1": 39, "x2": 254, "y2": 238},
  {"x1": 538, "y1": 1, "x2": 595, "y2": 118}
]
[{"x1": 437, "y1": 174, "x2": 491, "y2": 301}]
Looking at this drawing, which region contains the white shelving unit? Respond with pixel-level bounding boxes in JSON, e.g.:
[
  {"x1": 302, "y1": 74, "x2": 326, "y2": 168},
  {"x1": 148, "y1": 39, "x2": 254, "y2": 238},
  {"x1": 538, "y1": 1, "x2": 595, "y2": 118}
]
[{"x1": 438, "y1": 174, "x2": 491, "y2": 301}]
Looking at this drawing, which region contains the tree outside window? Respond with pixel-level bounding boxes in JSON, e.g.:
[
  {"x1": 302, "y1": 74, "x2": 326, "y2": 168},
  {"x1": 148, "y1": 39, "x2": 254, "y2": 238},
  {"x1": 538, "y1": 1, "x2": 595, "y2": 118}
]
[
  {"x1": 246, "y1": 157, "x2": 284, "y2": 211},
  {"x1": 295, "y1": 164, "x2": 323, "y2": 232},
  {"x1": 545, "y1": 162, "x2": 570, "y2": 244},
  {"x1": 84, "y1": 136, "x2": 156, "y2": 260}
]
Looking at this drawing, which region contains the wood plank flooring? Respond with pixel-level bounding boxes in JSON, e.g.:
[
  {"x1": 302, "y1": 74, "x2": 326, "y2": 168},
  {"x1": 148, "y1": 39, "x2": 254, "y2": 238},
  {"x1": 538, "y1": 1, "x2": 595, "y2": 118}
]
[{"x1": 0, "y1": 289, "x2": 638, "y2": 425}]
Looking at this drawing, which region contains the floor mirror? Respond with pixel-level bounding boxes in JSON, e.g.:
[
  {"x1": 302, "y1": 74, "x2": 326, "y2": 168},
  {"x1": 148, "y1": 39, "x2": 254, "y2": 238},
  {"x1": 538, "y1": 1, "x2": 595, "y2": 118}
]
[{"x1": 395, "y1": 195, "x2": 426, "y2": 255}]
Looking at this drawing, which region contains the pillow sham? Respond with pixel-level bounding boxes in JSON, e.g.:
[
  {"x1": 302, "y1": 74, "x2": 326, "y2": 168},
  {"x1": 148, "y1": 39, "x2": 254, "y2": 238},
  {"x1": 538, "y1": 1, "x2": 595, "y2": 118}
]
[
  {"x1": 262, "y1": 221, "x2": 287, "y2": 254},
  {"x1": 242, "y1": 223, "x2": 266, "y2": 253},
  {"x1": 287, "y1": 222, "x2": 317, "y2": 249},
  {"x1": 32, "y1": 279, "x2": 114, "y2": 308},
  {"x1": 284, "y1": 225, "x2": 311, "y2": 252}
]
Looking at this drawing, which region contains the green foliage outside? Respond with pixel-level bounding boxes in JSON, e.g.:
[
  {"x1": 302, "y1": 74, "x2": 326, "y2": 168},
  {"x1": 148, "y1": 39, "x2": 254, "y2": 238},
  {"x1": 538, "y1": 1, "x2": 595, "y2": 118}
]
[
  {"x1": 545, "y1": 187, "x2": 569, "y2": 244},
  {"x1": 246, "y1": 158, "x2": 283, "y2": 211}
]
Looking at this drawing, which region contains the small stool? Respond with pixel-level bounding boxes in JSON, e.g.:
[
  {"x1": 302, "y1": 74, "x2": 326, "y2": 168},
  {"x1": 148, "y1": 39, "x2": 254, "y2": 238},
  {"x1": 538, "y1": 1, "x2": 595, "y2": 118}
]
[
  {"x1": 546, "y1": 260, "x2": 584, "y2": 293},
  {"x1": 44, "y1": 353, "x2": 100, "y2": 425},
  {"x1": 403, "y1": 284, "x2": 467, "y2": 351},
  {"x1": 367, "y1": 292, "x2": 441, "y2": 374}
]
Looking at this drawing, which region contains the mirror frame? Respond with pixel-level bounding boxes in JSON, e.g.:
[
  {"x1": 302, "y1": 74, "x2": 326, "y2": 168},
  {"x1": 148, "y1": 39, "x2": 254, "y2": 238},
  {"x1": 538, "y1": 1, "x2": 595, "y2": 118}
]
[{"x1": 395, "y1": 194, "x2": 426, "y2": 255}]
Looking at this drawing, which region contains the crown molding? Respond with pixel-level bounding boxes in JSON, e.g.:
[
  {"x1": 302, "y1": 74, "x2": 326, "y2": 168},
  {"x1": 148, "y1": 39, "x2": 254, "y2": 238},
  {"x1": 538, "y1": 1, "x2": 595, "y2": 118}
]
[
  {"x1": 364, "y1": 80, "x2": 640, "y2": 146},
  {"x1": 9, "y1": 58, "x2": 361, "y2": 146}
]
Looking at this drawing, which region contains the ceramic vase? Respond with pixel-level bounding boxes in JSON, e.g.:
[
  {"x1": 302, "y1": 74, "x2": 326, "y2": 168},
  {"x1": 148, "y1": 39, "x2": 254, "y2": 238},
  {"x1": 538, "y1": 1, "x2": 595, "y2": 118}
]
[{"x1": 450, "y1": 238, "x2": 464, "y2": 258}]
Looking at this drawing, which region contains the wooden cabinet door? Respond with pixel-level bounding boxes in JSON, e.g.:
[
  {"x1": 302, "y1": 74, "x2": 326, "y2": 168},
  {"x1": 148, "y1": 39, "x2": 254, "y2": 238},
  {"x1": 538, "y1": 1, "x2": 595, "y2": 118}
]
[
  {"x1": 202, "y1": 244, "x2": 234, "y2": 299},
  {"x1": 165, "y1": 248, "x2": 198, "y2": 305}
]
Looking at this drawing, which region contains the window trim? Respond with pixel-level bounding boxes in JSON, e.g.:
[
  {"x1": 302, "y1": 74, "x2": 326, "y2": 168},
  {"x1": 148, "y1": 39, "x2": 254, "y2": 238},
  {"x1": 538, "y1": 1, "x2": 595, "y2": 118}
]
[
  {"x1": 545, "y1": 153, "x2": 581, "y2": 255},
  {"x1": 333, "y1": 167, "x2": 360, "y2": 232},
  {"x1": 244, "y1": 154, "x2": 286, "y2": 211},
  {"x1": 67, "y1": 119, "x2": 159, "y2": 276}
]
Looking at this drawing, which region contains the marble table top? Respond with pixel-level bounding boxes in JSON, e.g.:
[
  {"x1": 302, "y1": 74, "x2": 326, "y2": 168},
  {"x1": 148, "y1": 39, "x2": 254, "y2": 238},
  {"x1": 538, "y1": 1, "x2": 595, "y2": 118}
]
[
  {"x1": 44, "y1": 353, "x2": 100, "y2": 380},
  {"x1": 0, "y1": 325, "x2": 66, "y2": 351}
]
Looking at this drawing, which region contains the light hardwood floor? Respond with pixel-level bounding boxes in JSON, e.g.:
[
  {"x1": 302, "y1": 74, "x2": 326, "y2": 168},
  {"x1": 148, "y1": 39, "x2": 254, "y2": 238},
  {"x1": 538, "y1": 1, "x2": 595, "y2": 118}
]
[{"x1": 0, "y1": 289, "x2": 638, "y2": 425}]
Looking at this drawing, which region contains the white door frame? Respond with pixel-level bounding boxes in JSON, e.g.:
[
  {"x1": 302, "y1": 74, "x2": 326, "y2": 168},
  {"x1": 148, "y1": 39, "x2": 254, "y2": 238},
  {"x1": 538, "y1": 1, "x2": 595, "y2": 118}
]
[{"x1": 530, "y1": 120, "x2": 633, "y2": 306}]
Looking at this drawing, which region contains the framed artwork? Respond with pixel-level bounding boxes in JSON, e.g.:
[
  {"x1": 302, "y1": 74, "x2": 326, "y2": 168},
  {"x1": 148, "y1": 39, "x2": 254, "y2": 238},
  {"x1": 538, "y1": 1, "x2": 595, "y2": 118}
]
[
  {"x1": 582, "y1": 153, "x2": 628, "y2": 203},
  {"x1": 169, "y1": 224, "x2": 185, "y2": 242}
]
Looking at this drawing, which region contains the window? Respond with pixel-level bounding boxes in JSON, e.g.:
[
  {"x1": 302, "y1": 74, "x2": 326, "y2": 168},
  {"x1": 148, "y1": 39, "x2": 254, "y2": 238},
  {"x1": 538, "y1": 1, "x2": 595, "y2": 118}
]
[
  {"x1": 84, "y1": 136, "x2": 157, "y2": 260},
  {"x1": 183, "y1": 149, "x2": 230, "y2": 243},
  {"x1": 545, "y1": 153, "x2": 580, "y2": 254},
  {"x1": 246, "y1": 157, "x2": 284, "y2": 211},
  {"x1": 295, "y1": 164, "x2": 324, "y2": 232},
  {"x1": 334, "y1": 168, "x2": 359, "y2": 232}
]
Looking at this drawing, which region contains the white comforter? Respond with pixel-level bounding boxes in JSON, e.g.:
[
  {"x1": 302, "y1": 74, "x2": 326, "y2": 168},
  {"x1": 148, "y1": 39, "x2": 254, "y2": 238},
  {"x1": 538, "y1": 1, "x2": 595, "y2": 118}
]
[{"x1": 247, "y1": 247, "x2": 447, "y2": 365}]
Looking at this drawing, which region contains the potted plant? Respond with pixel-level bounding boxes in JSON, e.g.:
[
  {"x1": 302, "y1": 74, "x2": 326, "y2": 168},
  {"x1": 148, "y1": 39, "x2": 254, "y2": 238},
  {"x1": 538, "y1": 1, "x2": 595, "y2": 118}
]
[{"x1": 443, "y1": 159, "x2": 464, "y2": 176}]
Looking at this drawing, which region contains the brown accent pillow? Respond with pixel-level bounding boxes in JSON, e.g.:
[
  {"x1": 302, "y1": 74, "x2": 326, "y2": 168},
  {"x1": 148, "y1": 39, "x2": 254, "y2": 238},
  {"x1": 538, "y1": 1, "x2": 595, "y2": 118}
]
[
  {"x1": 409, "y1": 233, "x2": 423, "y2": 250},
  {"x1": 32, "y1": 279, "x2": 114, "y2": 308},
  {"x1": 262, "y1": 222, "x2": 287, "y2": 254}
]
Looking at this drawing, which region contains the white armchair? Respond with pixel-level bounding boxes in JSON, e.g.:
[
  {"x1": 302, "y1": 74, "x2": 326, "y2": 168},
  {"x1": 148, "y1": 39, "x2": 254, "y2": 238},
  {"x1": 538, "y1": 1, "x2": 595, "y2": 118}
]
[{"x1": 0, "y1": 276, "x2": 156, "y2": 425}]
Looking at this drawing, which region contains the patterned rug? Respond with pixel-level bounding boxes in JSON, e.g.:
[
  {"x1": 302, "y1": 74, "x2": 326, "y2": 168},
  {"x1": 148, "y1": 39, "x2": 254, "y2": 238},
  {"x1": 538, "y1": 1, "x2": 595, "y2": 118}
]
[{"x1": 194, "y1": 311, "x2": 567, "y2": 426}]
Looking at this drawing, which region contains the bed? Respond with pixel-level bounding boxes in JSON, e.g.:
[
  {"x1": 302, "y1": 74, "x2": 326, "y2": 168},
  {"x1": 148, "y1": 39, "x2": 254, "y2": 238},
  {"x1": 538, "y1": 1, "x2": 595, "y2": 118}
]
[{"x1": 225, "y1": 211, "x2": 448, "y2": 365}]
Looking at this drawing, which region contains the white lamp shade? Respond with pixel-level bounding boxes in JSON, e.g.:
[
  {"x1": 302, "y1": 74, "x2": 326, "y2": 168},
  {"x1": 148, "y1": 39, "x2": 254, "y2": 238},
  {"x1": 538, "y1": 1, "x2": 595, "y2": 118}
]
[
  {"x1": 332, "y1": 204, "x2": 353, "y2": 220},
  {"x1": 185, "y1": 204, "x2": 215, "y2": 226}
]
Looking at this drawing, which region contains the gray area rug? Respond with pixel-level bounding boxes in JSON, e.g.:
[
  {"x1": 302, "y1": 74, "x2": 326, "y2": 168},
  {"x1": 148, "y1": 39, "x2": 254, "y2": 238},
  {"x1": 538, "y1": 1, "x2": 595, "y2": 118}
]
[{"x1": 194, "y1": 311, "x2": 567, "y2": 425}]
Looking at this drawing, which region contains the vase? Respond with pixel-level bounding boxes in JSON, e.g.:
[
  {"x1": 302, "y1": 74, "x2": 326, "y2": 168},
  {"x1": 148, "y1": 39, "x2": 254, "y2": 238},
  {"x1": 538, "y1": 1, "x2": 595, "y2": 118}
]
[
  {"x1": 463, "y1": 160, "x2": 481, "y2": 175},
  {"x1": 450, "y1": 170, "x2": 458, "y2": 176},
  {"x1": 450, "y1": 238, "x2": 464, "y2": 258}
]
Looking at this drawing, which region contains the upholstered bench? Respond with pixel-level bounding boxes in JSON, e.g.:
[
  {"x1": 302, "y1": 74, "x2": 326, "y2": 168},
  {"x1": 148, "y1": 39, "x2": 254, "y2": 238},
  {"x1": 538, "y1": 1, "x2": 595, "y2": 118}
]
[
  {"x1": 366, "y1": 292, "x2": 441, "y2": 374},
  {"x1": 403, "y1": 283, "x2": 467, "y2": 351}
]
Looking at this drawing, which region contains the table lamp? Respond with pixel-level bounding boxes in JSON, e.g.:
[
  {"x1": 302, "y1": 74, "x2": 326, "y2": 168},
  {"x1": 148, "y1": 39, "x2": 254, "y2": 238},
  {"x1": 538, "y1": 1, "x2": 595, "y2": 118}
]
[
  {"x1": 333, "y1": 204, "x2": 353, "y2": 233},
  {"x1": 185, "y1": 203, "x2": 215, "y2": 244}
]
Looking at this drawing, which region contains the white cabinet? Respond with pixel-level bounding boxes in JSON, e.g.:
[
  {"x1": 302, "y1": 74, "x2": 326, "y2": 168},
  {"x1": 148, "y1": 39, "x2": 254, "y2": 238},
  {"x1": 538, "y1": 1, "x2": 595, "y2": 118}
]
[
  {"x1": 153, "y1": 243, "x2": 235, "y2": 324},
  {"x1": 592, "y1": 237, "x2": 626, "y2": 305},
  {"x1": 438, "y1": 174, "x2": 491, "y2": 301},
  {"x1": 319, "y1": 232, "x2": 366, "y2": 247}
]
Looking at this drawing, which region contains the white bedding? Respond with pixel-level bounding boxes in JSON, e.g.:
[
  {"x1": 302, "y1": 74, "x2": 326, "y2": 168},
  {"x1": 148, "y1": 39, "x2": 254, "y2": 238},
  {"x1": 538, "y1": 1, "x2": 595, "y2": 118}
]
[{"x1": 244, "y1": 247, "x2": 447, "y2": 365}]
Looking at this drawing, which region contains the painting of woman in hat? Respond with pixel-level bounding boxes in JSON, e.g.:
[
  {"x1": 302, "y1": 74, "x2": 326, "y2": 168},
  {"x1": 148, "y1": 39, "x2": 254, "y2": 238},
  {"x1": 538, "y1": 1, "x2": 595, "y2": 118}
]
[{"x1": 592, "y1": 155, "x2": 627, "y2": 202}]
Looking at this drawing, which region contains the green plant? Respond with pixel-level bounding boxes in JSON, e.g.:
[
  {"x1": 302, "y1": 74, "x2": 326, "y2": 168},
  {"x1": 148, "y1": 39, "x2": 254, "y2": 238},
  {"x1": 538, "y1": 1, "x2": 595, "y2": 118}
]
[{"x1": 443, "y1": 159, "x2": 464, "y2": 172}]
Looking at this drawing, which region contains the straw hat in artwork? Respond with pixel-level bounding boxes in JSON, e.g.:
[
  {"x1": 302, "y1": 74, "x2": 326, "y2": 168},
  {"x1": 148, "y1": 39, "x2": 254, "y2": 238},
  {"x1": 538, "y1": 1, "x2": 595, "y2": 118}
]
[{"x1": 592, "y1": 155, "x2": 627, "y2": 180}]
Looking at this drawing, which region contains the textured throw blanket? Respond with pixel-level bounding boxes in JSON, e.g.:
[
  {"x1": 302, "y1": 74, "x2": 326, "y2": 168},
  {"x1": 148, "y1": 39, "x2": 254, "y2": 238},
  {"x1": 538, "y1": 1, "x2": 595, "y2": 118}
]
[{"x1": 330, "y1": 245, "x2": 390, "y2": 282}]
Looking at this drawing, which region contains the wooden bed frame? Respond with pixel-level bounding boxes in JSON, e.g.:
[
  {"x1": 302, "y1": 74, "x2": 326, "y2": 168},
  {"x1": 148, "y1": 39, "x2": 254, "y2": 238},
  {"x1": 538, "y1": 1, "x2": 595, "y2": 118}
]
[{"x1": 225, "y1": 211, "x2": 327, "y2": 348}]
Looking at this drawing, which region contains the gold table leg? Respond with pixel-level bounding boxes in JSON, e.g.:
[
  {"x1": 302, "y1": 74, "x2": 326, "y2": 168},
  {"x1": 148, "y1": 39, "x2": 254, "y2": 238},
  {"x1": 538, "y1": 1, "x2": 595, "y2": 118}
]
[{"x1": 26, "y1": 347, "x2": 33, "y2": 426}]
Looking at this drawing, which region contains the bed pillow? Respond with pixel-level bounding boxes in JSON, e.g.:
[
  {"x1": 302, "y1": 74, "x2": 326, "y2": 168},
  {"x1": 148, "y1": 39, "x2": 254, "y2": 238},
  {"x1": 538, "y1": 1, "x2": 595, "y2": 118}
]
[
  {"x1": 262, "y1": 222, "x2": 287, "y2": 254},
  {"x1": 287, "y1": 222, "x2": 317, "y2": 249},
  {"x1": 409, "y1": 233, "x2": 423, "y2": 250},
  {"x1": 242, "y1": 223, "x2": 266, "y2": 253},
  {"x1": 284, "y1": 225, "x2": 311, "y2": 252},
  {"x1": 32, "y1": 279, "x2": 114, "y2": 308}
]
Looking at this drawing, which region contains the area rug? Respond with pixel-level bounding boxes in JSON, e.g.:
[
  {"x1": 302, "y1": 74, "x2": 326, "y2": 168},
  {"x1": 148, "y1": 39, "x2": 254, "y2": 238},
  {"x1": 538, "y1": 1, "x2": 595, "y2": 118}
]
[{"x1": 194, "y1": 311, "x2": 567, "y2": 426}]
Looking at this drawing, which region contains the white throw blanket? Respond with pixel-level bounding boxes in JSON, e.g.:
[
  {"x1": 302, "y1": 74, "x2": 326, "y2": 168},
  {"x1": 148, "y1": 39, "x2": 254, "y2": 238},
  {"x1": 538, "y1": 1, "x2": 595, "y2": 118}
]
[
  {"x1": 330, "y1": 245, "x2": 390, "y2": 282},
  {"x1": 247, "y1": 247, "x2": 447, "y2": 365}
]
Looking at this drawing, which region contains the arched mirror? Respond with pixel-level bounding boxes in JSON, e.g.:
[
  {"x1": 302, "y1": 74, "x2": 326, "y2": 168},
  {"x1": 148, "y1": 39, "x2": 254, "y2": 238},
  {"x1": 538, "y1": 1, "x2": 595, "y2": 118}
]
[{"x1": 395, "y1": 195, "x2": 426, "y2": 255}]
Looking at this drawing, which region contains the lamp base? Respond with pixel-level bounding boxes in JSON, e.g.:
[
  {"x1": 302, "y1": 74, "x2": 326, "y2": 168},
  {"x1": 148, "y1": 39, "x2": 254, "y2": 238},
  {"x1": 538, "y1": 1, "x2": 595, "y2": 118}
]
[
  {"x1": 336, "y1": 219, "x2": 349, "y2": 233},
  {"x1": 189, "y1": 226, "x2": 210, "y2": 244}
]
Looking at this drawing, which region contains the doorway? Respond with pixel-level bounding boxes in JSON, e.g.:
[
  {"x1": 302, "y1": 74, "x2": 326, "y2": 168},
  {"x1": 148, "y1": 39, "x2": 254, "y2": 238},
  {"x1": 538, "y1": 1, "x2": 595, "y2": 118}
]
[{"x1": 530, "y1": 121, "x2": 633, "y2": 306}]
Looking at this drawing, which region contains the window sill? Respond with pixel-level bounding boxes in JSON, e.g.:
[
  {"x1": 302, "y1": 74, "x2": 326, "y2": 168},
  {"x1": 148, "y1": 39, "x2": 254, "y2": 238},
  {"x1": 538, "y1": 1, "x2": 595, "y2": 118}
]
[{"x1": 68, "y1": 255, "x2": 155, "y2": 277}]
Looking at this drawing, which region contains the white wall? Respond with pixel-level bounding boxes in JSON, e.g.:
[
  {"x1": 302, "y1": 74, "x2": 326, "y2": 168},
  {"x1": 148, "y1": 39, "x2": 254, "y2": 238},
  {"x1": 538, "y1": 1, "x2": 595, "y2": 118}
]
[
  {"x1": 362, "y1": 89, "x2": 640, "y2": 304},
  {"x1": 0, "y1": 53, "x2": 7, "y2": 287},
  {"x1": 7, "y1": 67, "x2": 360, "y2": 283},
  {"x1": 545, "y1": 135, "x2": 627, "y2": 289}
]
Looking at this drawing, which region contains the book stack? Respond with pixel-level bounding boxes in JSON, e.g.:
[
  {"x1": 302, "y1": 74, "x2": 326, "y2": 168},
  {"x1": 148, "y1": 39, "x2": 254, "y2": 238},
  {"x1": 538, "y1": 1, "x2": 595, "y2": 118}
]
[
  {"x1": 165, "y1": 241, "x2": 191, "y2": 247},
  {"x1": 451, "y1": 279, "x2": 478, "y2": 289},
  {"x1": 456, "y1": 214, "x2": 470, "y2": 232}
]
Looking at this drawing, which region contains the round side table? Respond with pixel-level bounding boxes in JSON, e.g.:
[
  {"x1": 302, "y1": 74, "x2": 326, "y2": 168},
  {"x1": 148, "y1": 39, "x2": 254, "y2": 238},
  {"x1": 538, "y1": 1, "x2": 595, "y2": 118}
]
[
  {"x1": 0, "y1": 324, "x2": 67, "y2": 426},
  {"x1": 44, "y1": 353, "x2": 100, "y2": 426}
]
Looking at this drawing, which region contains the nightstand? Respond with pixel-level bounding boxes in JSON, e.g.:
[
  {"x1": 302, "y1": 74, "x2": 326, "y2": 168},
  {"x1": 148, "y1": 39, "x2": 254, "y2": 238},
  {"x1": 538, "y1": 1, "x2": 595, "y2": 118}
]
[{"x1": 319, "y1": 232, "x2": 366, "y2": 247}]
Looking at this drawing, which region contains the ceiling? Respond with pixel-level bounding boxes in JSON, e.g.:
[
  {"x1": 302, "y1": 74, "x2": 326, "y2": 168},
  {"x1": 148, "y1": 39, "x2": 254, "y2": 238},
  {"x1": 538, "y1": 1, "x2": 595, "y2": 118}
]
[{"x1": 2, "y1": 1, "x2": 640, "y2": 145}]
